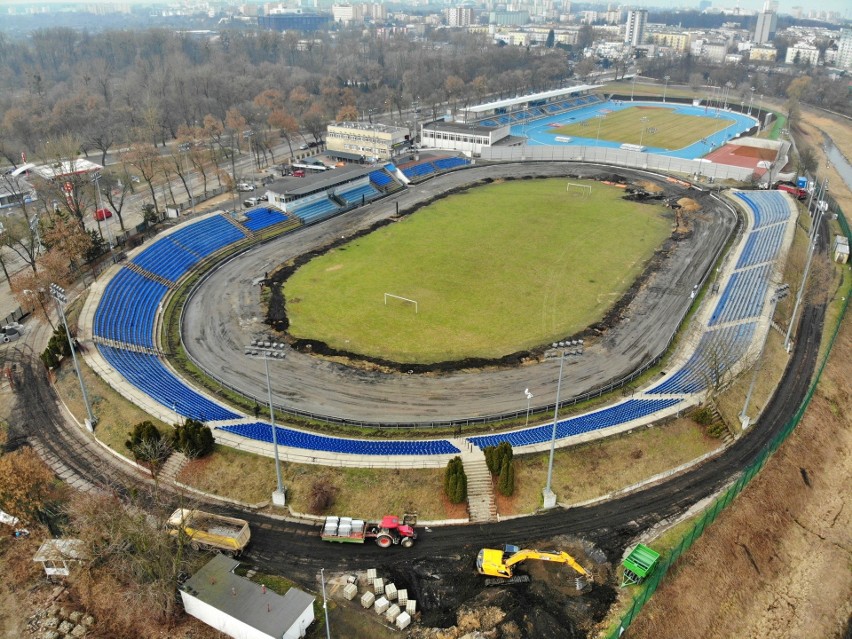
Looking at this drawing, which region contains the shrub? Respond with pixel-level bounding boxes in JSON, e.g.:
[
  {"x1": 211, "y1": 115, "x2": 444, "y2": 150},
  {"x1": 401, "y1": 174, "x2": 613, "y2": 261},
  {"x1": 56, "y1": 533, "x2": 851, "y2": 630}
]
[
  {"x1": 444, "y1": 457, "x2": 467, "y2": 504},
  {"x1": 171, "y1": 419, "x2": 214, "y2": 459},
  {"x1": 692, "y1": 405, "x2": 715, "y2": 426},
  {"x1": 485, "y1": 442, "x2": 514, "y2": 476},
  {"x1": 497, "y1": 456, "x2": 515, "y2": 497},
  {"x1": 309, "y1": 479, "x2": 337, "y2": 513},
  {"x1": 125, "y1": 420, "x2": 171, "y2": 469}
]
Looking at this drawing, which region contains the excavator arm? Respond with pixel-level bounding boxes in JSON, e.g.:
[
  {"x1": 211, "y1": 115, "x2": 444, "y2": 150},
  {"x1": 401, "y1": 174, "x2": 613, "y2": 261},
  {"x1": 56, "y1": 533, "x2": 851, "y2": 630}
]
[{"x1": 504, "y1": 549, "x2": 588, "y2": 576}]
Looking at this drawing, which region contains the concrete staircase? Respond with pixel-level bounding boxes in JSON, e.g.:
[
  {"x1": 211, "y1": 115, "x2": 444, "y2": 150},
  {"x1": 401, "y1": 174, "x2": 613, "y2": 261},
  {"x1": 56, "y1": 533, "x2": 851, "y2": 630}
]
[
  {"x1": 160, "y1": 451, "x2": 189, "y2": 482},
  {"x1": 458, "y1": 446, "x2": 497, "y2": 523}
]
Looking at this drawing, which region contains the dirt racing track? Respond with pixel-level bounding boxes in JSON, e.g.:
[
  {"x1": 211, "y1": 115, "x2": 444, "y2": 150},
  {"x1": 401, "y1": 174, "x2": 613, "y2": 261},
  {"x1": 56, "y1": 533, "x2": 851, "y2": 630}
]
[{"x1": 181, "y1": 163, "x2": 735, "y2": 426}]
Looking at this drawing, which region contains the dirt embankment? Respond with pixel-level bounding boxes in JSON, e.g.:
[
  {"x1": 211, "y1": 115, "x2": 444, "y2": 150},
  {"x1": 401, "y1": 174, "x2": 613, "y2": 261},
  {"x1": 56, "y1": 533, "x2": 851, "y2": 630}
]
[{"x1": 623, "y1": 303, "x2": 852, "y2": 639}]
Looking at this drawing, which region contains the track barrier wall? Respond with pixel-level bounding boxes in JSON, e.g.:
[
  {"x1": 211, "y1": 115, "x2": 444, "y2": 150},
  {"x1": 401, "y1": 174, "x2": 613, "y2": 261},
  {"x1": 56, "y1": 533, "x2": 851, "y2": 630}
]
[
  {"x1": 608, "y1": 206, "x2": 851, "y2": 638},
  {"x1": 480, "y1": 145, "x2": 758, "y2": 182}
]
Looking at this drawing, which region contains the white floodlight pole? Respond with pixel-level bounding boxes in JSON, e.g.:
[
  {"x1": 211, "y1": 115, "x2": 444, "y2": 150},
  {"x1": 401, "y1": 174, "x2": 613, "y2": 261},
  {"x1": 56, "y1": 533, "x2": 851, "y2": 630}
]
[
  {"x1": 784, "y1": 178, "x2": 828, "y2": 352},
  {"x1": 524, "y1": 388, "x2": 533, "y2": 428},
  {"x1": 663, "y1": 75, "x2": 670, "y2": 102},
  {"x1": 50, "y1": 284, "x2": 96, "y2": 431},
  {"x1": 246, "y1": 345, "x2": 286, "y2": 506},
  {"x1": 321, "y1": 568, "x2": 331, "y2": 639},
  {"x1": 638, "y1": 116, "x2": 649, "y2": 147},
  {"x1": 543, "y1": 341, "x2": 583, "y2": 509}
]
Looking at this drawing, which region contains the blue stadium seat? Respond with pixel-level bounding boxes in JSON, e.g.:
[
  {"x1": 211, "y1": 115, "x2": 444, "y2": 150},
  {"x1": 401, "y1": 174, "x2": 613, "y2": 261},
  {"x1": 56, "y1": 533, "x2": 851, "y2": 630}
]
[
  {"x1": 336, "y1": 183, "x2": 380, "y2": 205},
  {"x1": 218, "y1": 422, "x2": 460, "y2": 456},
  {"x1": 467, "y1": 399, "x2": 682, "y2": 449},
  {"x1": 243, "y1": 207, "x2": 289, "y2": 231},
  {"x1": 99, "y1": 345, "x2": 240, "y2": 421}
]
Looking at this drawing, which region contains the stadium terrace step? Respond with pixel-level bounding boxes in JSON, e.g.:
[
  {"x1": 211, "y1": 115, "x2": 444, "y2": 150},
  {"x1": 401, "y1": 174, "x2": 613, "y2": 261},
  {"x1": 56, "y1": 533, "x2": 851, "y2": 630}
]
[
  {"x1": 169, "y1": 237, "x2": 205, "y2": 260},
  {"x1": 125, "y1": 261, "x2": 175, "y2": 288},
  {"x1": 159, "y1": 451, "x2": 189, "y2": 482},
  {"x1": 220, "y1": 212, "x2": 255, "y2": 237},
  {"x1": 460, "y1": 448, "x2": 497, "y2": 523}
]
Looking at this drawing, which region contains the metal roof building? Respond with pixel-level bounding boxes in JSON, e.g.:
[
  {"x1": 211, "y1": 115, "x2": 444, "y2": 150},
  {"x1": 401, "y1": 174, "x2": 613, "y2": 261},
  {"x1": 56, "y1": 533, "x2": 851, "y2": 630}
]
[{"x1": 180, "y1": 554, "x2": 315, "y2": 639}]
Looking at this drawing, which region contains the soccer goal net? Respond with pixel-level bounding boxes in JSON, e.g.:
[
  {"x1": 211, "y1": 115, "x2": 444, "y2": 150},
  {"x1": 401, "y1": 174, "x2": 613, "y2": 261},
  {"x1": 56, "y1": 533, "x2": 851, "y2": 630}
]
[
  {"x1": 384, "y1": 293, "x2": 418, "y2": 314},
  {"x1": 566, "y1": 182, "x2": 592, "y2": 197}
]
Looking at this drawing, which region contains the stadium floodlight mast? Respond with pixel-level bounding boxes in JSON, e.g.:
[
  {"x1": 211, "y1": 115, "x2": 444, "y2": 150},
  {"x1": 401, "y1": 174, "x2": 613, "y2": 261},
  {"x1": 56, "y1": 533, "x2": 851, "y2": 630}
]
[
  {"x1": 595, "y1": 114, "x2": 607, "y2": 146},
  {"x1": 739, "y1": 284, "x2": 789, "y2": 430},
  {"x1": 543, "y1": 340, "x2": 584, "y2": 509},
  {"x1": 638, "y1": 116, "x2": 650, "y2": 148},
  {"x1": 524, "y1": 388, "x2": 534, "y2": 428},
  {"x1": 50, "y1": 284, "x2": 96, "y2": 432},
  {"x1": 245, "y1": 341, "x2": 287, "y2": 506},
  {"x1": 785, "y1": 177, "x2": 829, "y2": 353},
  {"x1": 662, "y1": 75, "x2": 671, "y2": 103}
]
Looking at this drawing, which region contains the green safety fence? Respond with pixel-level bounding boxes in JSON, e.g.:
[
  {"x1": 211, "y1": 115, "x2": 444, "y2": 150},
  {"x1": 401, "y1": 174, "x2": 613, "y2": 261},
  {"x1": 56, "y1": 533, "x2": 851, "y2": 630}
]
[{"x1": 609, "y1": 207, "x2": 851, "y2": 638}]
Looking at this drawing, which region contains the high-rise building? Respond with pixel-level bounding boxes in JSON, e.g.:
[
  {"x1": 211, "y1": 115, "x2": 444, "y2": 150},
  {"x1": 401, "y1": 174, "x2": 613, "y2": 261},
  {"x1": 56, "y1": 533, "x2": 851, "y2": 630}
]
[
  {"x1": 753, "y1": 10, "x2": 777, "y2": 44},
  {"x1": 837, "y1": 29, "x2": 852, "y2": 69},
  {"x1": 624, "y1": 9, "x2": 647, "y2": 46},
  {"x1": 446, "y1": 6, "x2": 475, "y2": 26}
]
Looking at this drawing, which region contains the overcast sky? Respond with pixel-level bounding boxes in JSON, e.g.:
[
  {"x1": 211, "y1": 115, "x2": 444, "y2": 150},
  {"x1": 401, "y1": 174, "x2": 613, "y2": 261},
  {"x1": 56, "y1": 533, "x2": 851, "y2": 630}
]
[{"x1": 4, "y1": 0, "x2": 851, "y2": 17}]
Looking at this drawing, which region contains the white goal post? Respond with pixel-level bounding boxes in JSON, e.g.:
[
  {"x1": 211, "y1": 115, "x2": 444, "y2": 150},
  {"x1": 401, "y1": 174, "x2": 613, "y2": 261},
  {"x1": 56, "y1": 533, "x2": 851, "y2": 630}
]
[
  {"x1": 566, "y1": 182, "x2": 592, "y2": 197},
  {"x1": 384, "y1": 293, "x2": 418, "y2": 314}
]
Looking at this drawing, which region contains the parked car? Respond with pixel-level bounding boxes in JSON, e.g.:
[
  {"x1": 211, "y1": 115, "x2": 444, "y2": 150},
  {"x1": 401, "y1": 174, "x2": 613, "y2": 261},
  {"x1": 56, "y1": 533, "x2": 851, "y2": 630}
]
[
  {"x1": 237, "y1": 183, "x2": 255, "y2": 192},
  {"x1": 95, "y1": 208, "x2": 113, "y2": 221},
  {"x1": 299, "y1": 143, "x2": 310, "y2": 150},
  {"x1": 293, "y1": 169, "x2": 306, "y2": 178},
  {"x1": 243, "y1": 197, "x2": 259, "y2": 208},
  {"x1": 259, "y1": 194, "x2": 269, "y2": 202}
]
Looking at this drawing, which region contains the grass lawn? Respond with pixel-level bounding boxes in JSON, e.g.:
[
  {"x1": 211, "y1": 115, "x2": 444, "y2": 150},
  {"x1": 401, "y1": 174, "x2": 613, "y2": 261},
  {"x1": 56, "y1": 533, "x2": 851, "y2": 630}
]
[
  {"x1": 285, "y1": 179, "x2": 670, "y2": 363},
  {"x1": 495, "y1": 417, "x2": 721, "y2": 515},
  {"x1": 177, "y1": 446, "x2": 465, "y2": 520},
  {"x1": 54, "y1": 360, "x2": 171, "y2": 455},
  {"x1": 549, "y1": 106, "x2": 732, "y2": 151}
]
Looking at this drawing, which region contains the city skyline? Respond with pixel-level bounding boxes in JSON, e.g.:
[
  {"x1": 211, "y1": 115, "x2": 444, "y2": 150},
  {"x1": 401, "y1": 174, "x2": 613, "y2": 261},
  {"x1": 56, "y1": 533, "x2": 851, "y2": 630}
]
[{"x1": 1, "y1": 0, "x2": 850, "y2": 16}]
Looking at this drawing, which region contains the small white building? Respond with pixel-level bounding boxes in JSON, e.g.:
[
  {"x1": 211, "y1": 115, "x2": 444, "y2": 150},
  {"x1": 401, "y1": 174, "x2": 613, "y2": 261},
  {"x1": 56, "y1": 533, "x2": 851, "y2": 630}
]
[
  {"x1": 785, "y1": 43, "x2": 819, "y2": 66},
  {"x1": 420, "y1": 121, "x2": 510, "y2": 155},
  {"x1": 180, "y1": 554, "x2": 315, "y2": 639},
  {"x1": 33, "y1": 539, "x2": 88, "y2": 578}
]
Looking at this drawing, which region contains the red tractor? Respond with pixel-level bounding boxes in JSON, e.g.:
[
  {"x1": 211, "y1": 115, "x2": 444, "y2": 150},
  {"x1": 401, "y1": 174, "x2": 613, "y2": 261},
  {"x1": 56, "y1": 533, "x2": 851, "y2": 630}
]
[{"x1": 321, "y1": 513, "x2": 418, "y2": 548}]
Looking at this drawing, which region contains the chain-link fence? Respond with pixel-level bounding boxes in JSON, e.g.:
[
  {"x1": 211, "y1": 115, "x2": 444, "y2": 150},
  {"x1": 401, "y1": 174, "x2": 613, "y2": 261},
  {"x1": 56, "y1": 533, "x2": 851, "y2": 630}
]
[{"x1": 607, "y1": 206, "x2": 851, "y2": 638}]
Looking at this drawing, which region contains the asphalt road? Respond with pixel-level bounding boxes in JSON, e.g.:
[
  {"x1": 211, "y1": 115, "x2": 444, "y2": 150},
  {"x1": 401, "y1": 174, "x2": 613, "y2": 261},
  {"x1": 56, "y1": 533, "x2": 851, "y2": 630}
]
[{"x1": 182, "y1": 164, "x2": 737, "y2": 424}]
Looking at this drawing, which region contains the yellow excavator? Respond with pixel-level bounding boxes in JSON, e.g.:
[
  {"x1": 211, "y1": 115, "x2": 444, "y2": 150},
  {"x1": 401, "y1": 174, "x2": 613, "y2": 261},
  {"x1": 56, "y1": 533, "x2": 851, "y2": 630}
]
[{"x1": 476, "y1": 544, "x2": 589, "y2": 580}]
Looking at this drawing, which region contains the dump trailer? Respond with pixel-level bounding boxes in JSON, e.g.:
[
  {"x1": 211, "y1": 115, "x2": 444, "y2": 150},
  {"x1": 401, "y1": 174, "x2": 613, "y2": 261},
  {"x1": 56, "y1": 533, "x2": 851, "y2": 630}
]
[
  {"x1": 167, "y1": 509, "x2": 251, "y2": 556},
  {"x1": 477, "y1": 545, "x2": 589, "y2": 580},
  {"x1": 321, "y1": 514, "x2": 417, "y2": 548}
]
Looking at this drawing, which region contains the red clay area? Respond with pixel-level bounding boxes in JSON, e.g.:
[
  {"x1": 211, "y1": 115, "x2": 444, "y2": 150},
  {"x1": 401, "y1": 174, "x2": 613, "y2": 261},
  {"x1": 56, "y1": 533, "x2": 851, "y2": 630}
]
[{"x1": 704, "y1": 143, "x2": 775, "y2": 171}]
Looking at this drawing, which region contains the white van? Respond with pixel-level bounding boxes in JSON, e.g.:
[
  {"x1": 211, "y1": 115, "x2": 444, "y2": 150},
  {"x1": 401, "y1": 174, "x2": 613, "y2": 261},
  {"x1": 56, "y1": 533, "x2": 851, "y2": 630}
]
[{"x1": 237, "y1": 183, "x2": 255, "y2": 192}]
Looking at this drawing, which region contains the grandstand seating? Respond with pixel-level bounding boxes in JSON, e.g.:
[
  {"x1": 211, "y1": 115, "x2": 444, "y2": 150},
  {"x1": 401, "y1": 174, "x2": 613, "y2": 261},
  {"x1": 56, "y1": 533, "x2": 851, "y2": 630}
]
[
  {"x1": 735, "y1": 191, "x2": 791, "y2": 230},
  {"x1": 433, "y1": 157, "x2": 469, "y2": 171},
  {"x1": 709, "y1": 264, "x2": 771, "y2": 326},
  {"x1": 94, "y1": 267, "x2": 168, "y2": 349},
  {"x1": 132, "y1": 238, "x2": 198, "y2": 283},
  {"x1": 289, "y1": 196, "x2": 341, "y2": 224},
  {"x1": 369, "y1": 170, "x2": 393, "y2": 188},
  {"x1": 243, "y1": 207, "x2": 288, "y2": 231},
  {"x1": 99, "y1": 345, "x2": 240, "y2": 421},
  {"x1": 169, "y1": 215, "x2": 247, "y2": 257},
  {"x1": 336, "y1": 183, "x2": 380, "y2": 205},
  {"x1": 647, "y1": 323, "x2": 757, "y2": 395},
  {"x1": 218, "y1": 422, "x2": 460, "y2": 456},
  {"x1": 468, "y1": 398, "x2": 682, "y2": 449},
  {"x1": 402, "y1": 162, "x2": 437, "y2": 179},
  {"x1": 735, "y1": 222, "x2": 786, "y2": 269}
]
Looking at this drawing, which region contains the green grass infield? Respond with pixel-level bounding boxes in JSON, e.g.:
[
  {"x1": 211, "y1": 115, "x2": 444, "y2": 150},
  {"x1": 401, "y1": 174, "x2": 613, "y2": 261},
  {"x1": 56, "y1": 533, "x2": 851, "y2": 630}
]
[
  {"x1": 284, "y1": 178, "x2": 671, "y2": 363},
  {"x1": 550, "y1": 106, "x2": 733, "y2": 150}
]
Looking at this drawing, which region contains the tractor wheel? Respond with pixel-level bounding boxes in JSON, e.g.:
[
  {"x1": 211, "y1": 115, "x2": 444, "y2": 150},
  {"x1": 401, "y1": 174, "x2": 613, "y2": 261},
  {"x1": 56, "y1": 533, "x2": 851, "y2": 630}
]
[
  {"x1": 375, "y1": 535, "x2": 393, "y2": 548},
  {"x1": 190, "y1": 541, "x2": 201, "y2": 552},
  {"x1": 401, "y1": 537, "x2": 414, "y2": 548}
]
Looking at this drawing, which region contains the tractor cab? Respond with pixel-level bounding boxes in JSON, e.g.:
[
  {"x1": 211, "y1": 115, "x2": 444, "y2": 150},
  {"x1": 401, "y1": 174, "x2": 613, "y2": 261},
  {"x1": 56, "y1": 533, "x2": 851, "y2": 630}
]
[{"x1": 379, "y1": 515, "x2": 416, "y2": 540}]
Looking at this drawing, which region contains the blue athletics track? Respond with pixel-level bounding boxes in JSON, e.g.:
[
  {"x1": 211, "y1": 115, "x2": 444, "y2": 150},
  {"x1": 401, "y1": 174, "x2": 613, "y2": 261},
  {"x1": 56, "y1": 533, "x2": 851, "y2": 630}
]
[{"x1": 515, "y1": 100, "x2": 757, "y2": 160}]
